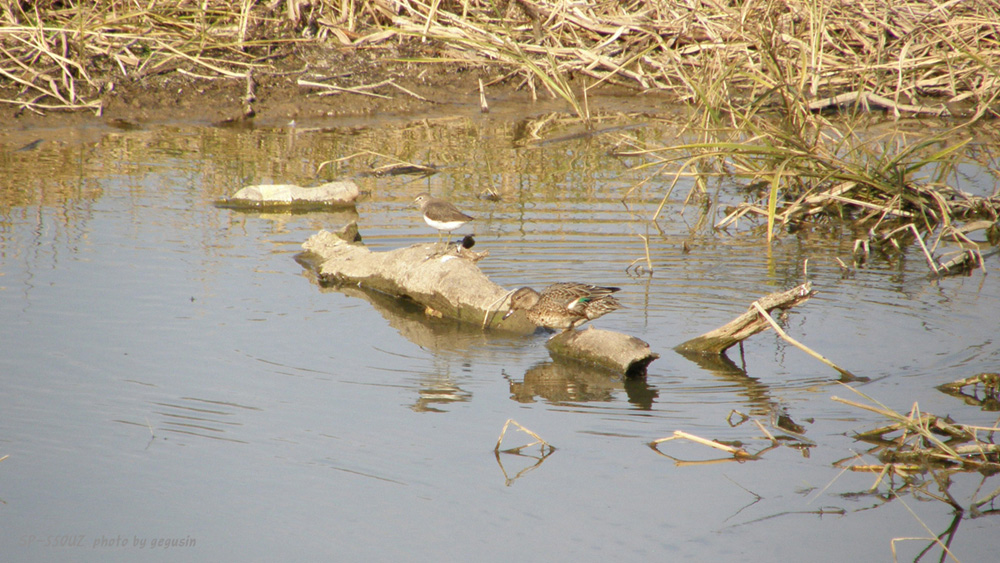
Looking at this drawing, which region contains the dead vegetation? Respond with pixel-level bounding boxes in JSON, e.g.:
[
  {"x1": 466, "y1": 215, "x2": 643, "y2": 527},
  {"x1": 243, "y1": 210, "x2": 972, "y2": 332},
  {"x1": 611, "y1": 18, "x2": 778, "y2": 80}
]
[
  {"x1": 1, "y1": 0, "x2": 303, "y2": 114},
  {"x1": 832, "y1": 386, "x2": 1000, "y2": 521},
  {"x1": 614, "y1": 119, "x2": 1000, "y2": 275},
  {"x1": 3, "y1": 1, "x2": 998, "y2": 117},
  {"x1": 387, "y1": 0, "x2": 1000, "y2": 120},
  {"x1": 494, "y1": 419, "x2": 555, "y2": 485},
  {"x1": 649, "y1": 408, "x2": 814, "y2": 466},
  {"x1": 938, "y1": 373, "x2": 1000, "y2": 411},
  {"x1": 645, "y1": 382, "x2": 1000, "y2": 556}
]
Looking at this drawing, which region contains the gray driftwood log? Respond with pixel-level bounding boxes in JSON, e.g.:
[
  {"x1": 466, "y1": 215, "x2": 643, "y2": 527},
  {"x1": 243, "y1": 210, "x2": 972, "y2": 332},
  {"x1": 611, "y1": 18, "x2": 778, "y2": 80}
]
[
  {"x1": 674, "y1": 282, "x2": 815, "y2": 355},
  {"x1": 298, "y1": 224, "x2": 658, "y2": 376},
  {"x1": 548, "y1": 329, "x2": 659, "y2": 377}
]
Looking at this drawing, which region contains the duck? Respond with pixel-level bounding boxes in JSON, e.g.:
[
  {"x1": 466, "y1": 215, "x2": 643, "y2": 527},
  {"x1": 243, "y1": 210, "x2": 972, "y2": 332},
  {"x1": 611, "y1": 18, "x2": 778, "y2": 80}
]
[{"x1": 502, "y1": 282, "x2": 622, "y2": 332}]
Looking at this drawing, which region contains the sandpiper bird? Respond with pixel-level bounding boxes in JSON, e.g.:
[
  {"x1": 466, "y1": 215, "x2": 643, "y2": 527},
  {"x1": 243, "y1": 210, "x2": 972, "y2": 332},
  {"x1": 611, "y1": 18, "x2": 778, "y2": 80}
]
[
  {"x1": 414, "y1": 192, "x2": 474, "y2": 244},
  {"x1": 502, "y1": 282, "x2": 622, "y2": 332}
]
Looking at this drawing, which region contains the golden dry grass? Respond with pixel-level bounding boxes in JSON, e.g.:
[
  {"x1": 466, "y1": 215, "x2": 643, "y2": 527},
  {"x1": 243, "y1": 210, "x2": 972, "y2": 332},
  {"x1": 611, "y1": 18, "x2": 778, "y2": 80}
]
[
  {"x1": 834, "y1": 386, "x2": 1000, "y2": 518},
  {"x1": 2, "y1": 0, "x2": 998, "y2": 117}
]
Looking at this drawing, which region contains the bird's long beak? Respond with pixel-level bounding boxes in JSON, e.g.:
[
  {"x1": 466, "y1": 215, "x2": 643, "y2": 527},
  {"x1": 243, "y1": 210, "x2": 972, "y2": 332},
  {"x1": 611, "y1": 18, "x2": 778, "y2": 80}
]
[{"x1": 501, "y1": 309, "x2": 515, "y2": 321}]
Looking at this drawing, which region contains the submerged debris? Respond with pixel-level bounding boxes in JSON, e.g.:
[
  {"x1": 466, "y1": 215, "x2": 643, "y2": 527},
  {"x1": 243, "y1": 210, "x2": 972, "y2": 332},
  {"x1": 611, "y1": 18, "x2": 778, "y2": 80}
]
[
  {"x1": 838, "y1": 396, "x2": 1000, "y2": 473},
  {"x1": 937, "y1": 373, "x2": 1000, "y2": 411},
  {"x1": 494, "y1": 419, "x2": 554, "y2": 455},
  {"x1": 833, "y1": 388, "x2": 1000, "y2": 516},
  {"x1": 493, "y1": 419, "x2": 555, "y2": 486},
  {"x1": 650, "y1": 411, "x2": 814, "y2": 466}
]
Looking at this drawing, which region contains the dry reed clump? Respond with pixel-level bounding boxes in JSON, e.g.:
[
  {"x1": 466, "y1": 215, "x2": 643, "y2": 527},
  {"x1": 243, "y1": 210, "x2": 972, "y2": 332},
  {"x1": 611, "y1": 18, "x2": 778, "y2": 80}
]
[
  {"x1": 393, "y1": 0, "x2": 1000, "y2": 118},
  {"x1": 0, "y1": 1, "x2": 302, "y2": 114},
  {"x1": 834, "y1": 389, "x2": 1000, "y2": 515},
  {"x1": 3, "y1": 1, "x2": 999, "y2": 117},
  {"x1": 363, "y1": 0, "x2": 1000, "y2": 119},
  {"x1": 614, "y1": 116, "x2": 1000, "y2": 274}
]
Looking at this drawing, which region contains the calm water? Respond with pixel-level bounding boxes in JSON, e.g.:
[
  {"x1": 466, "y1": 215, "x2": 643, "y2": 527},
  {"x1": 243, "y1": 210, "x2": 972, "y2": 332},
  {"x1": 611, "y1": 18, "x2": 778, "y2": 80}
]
[{"x1": 1, "y1": 111, "x2": 998, "y2": 562}]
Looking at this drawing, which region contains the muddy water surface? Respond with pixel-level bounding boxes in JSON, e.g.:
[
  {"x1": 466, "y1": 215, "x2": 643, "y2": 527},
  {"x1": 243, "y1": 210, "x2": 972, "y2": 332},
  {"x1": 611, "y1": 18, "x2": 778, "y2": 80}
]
[{"x1": 1, "y1": 111, "x2": 998, "y2": 561}]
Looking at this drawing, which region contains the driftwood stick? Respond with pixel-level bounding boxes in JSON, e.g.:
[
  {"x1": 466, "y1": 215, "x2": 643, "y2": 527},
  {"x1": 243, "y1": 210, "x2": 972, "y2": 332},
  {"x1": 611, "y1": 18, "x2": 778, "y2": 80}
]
[
  {"x1": 674, "y1": 283, "x2": 814, "y2": 355},
  {"x1": 650, "y1": 430, "x2": 753, "y2": 460},
  {"x1": 750, "y1": 302, "x2": 858, "y2": 380}
]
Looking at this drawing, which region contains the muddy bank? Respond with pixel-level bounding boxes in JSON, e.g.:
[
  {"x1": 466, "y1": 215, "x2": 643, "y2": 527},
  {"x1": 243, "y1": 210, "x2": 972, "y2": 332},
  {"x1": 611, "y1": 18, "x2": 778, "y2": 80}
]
[
  {"x1": 1, "y1": 39, "x2": 668, "y2": 132},
  {"x1": 0, "y1": 42, "x2": 456, "y2": 128}
]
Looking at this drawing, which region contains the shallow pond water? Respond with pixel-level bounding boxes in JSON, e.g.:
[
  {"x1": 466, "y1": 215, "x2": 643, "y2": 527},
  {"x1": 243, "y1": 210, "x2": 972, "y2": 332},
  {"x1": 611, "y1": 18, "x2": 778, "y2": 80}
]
[{"x1": 1, "y1": 110, "x2": 998, "y2": 562}]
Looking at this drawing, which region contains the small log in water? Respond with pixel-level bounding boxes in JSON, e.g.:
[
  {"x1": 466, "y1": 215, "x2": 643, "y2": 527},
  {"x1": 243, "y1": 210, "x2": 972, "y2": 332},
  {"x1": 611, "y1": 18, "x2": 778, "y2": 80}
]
[
  {"x1": 298, "y1": 225, "x2": 658, "y2": 376},
  {"x1": 547, "y1": 329, "x2": 659, "y2": 377}
]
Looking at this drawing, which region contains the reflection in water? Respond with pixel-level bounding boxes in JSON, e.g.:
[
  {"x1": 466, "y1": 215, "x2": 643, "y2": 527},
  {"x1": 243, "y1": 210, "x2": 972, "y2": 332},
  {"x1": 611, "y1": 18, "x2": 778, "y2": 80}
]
[
  {"x1": 494, "y1": 448, "x2": 556, "y2": 487},
  {"x1": 676, "y1": 348, "x2": 780, "y2": 418},
  {"x1": 508, "y1": 361, "x2": 659, "y2": 409},
  {"x1": 936, "y1": 372, "x2": 1000, "y2": 411},
  {"x1": 830, "y1": 482, "x2": 967, "y2": 561},
  {"x1": 306, "y1": 271, "x2": 486, "y2": 412},
  {"x1": 312, "y1": 273, "x2": 491, "y2": 353},
  {"x1": 410, "y1": 374, "x2": 473, "y2": 413},
  {"x1": 914, "y1": 512, "x2": 964, "y2": 562},
  {"x1": 648, "y1": 434, "x2": 780, "y2": 467},
  {"x1": 229, "y1": 208, "x2": 361, "y2": 236},
  {"x1": 494, "y1": 418, "x2": 557, "y2": 486}
]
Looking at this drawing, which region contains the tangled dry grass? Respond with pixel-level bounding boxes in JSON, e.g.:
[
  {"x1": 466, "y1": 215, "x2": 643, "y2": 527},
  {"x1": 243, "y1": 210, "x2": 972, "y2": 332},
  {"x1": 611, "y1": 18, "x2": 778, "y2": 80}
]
[
  {"x1": 834, "y1": 387, "x2": 1000, "y2": 519},
  {"x1": 2, "y1": 0, "x2": 998, "y2": 117}
]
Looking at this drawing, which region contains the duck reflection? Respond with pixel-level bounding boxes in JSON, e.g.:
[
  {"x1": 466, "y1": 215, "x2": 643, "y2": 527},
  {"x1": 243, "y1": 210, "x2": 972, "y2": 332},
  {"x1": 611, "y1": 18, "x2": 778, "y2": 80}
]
[{"x1": 508, "y1": 361, "x2": 658, "y2": 410}]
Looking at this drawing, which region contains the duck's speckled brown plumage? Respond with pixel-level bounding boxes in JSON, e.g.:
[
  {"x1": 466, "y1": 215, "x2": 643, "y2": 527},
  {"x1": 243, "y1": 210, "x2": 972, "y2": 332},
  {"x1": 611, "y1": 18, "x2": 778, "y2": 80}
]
[{"x1": 502, "y1": 282, "x2": 622, "y2": 332}]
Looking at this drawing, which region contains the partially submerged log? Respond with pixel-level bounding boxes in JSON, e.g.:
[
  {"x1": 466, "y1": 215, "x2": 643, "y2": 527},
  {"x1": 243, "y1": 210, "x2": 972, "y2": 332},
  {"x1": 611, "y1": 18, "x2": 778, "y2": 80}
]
[
  {"x1": 298, "y1": 224, "x2": 658, "y2": 376},
  {"x1": 675, "y1": 283, "x2": 815, "y2": 355},
  {"x1": 300, "y1": 226, "x2": 521, "y2": 328},
  {"x1": 216, "y1": 180, "x2": 360, "y2": 210},
  {"x1": 548, "y1": 329, "x2": 659, "y2": 377}
]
